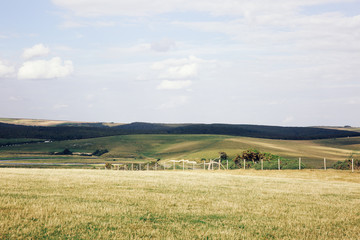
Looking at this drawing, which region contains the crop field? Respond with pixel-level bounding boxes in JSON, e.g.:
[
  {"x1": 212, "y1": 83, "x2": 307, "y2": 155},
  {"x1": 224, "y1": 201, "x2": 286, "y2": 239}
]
[
  {"x1": 1, "y1": 134, "x2": 360, "y2": 168},
  {"x1": 0, "y1": 168, "x2": 359, "y2": 239}
]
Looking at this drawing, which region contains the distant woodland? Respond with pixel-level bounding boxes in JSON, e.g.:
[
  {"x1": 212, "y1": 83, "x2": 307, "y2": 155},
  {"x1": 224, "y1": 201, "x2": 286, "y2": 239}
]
[{"x1": 1, "y1": 122, "x2": 359, "y2": 141}]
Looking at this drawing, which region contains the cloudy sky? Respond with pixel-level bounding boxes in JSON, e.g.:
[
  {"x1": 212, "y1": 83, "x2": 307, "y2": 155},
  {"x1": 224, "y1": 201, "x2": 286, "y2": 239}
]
[{"x1": 0, "y1": 0, "x2": 359, "y2": 126}]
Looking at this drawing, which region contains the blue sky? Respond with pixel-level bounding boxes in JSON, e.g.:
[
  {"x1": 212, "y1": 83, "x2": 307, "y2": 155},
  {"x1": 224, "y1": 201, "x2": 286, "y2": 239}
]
[{"x1": 0, "y1": 0, "x2": 359, "y2": 126}]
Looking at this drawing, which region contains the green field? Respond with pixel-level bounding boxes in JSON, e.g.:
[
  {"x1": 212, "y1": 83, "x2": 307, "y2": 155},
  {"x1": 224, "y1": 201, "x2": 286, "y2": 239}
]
[
  {"x1": 0, "y1": 168, "x2": 359, "y2": 239},
  {"x1": 1, "y1": 134, "x2": 360, "y2": 168}
]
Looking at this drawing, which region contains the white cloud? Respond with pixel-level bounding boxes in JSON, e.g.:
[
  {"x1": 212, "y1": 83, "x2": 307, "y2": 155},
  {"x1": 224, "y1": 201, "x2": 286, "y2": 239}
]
[
  {"x1": 166, "y1": 63, "x2": 197, "y2": 79},
  {"x1": 18, "y1": 57, "x2": 74, "y2": 79},
  {"x1": 157, "y1": 80, "x2": 192, "y2": 90},
  {"x1": 0, "y1": 60, "x2": 15, "y2": 78},
  {"x1": 152, "y1": 56, "x2": 203, "y2": 79},
  {"x1": 22, "y1": 44, "x2": 50, "y2": 60},
  {"x1": 151, "y1": 39, "x2": 176, "y2": 52}
]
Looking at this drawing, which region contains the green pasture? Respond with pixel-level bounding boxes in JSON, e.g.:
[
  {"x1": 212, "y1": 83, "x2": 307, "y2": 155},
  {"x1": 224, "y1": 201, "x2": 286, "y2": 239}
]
[
  {"x1": 0, "y1": 169, "x2": 359, "y2": 239},
  {"x1": 0, "y1": 138, "x2": 44, "y2": 145},
  {"x1": 1, "y1": 134, "x2": 359, "y2": 168}
]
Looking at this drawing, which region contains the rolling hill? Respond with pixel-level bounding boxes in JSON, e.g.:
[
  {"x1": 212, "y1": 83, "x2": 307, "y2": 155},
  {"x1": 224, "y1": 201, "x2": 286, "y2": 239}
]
[{"x1": 0, "y1": 119, "x2": 359, "y2": 141}]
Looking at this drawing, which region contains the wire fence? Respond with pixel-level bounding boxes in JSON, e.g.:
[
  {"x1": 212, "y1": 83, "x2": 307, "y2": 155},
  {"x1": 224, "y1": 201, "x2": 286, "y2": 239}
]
[{"x1": 105, "y1": 158, "x2": 358, "y2": 172}]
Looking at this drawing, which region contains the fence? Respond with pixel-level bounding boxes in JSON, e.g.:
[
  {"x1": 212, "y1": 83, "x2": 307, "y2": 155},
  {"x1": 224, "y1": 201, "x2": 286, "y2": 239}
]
[{"x1": 104, "y1": 158, "x2": 357, "y2": 172}]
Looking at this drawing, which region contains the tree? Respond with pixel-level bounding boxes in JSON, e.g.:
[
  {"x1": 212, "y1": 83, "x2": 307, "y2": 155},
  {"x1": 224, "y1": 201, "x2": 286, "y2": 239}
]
[
  {"x1": 241, "y1": 149, "x2": 264, "y2": 163},
  {"x1": 219, "y1": 152, "x2": 228, "y2": 160},
  {"x1": 105, "y1": 163, "x2": 113, "y2": 170},
  {"x1": 53, "y1": 148, "x2": 72, "y2": 155},
  {"x1": 233, "y1": 154, "x2": 242, "y2": 165},
  {"x1": 92, "y1": 149, "x2": 109, "y2": 156}
]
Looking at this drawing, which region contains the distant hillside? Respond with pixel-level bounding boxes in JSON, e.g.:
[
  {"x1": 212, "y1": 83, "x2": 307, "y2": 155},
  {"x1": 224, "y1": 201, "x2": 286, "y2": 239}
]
[
  {"x1": 1, "y1": 121, "x2": 360, "y2": 141},
  {"x1": 0, "y1": 118, "x2": 124, "y2": 127}
]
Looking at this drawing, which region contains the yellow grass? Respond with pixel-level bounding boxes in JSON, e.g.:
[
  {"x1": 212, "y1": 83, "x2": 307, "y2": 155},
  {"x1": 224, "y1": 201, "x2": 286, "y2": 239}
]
[
  {"x1": 0, "y1": 118, "x2": 125, "y2": 127},
  {"x1": 0, "y1": 168, "x2": 359, "y2": 239},
  {"x1": 0, "y1": 118, "x2": 69, "y2": 126}
]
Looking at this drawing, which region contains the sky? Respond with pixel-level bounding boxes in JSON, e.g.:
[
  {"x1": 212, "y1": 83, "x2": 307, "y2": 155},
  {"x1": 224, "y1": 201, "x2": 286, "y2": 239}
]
[{"x1": 0, "y1": 0, "x2": 359, "y2": 126}]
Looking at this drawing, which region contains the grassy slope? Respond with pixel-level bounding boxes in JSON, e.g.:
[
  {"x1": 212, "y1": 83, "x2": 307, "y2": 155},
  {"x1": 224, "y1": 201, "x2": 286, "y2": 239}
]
[
  {"x1": 0, "y1": 118, "x2": 124, "y2": 127},
  {"x1": 0, "y1": 169, "x2": 359, "y2": 239},
  {"x1": 1, "y1": 134, "x2": 359, "y2": 168},
  {"x1": 0, "y1": 118, "x2": 69, "y2": 126}
]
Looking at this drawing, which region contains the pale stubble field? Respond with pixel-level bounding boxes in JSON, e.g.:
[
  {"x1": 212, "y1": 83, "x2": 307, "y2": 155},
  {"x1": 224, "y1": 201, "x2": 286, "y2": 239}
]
[{"x1": 0, "y1": 168, "x2": 359, "y2": 239}]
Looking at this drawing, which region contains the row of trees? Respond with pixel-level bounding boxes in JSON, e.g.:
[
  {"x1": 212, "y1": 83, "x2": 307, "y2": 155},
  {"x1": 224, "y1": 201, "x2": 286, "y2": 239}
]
[
  {"x1": 220, "y1": 149, "x2": 266, "y2": 163},
  {"x1": 219, "y1": 150, "x2": 359, "y2": 170},
  {"x1": 50, "y1": 148, "x2": 108, "y2": 156},
  {"x1": 218, "y1": 149, "x2": 304, "y2": 169}
]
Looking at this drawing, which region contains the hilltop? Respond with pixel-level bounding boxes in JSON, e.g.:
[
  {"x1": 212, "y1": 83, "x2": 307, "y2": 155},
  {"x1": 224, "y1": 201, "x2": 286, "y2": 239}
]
[{"x1": 0, "y1": 118, "x2": 359, "y2": 141}]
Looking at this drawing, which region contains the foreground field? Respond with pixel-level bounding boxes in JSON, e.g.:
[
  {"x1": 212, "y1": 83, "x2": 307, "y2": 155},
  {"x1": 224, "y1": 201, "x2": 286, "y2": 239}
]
[{"x1": 0, "y1": 169, "x2": 359, "y2": 239}]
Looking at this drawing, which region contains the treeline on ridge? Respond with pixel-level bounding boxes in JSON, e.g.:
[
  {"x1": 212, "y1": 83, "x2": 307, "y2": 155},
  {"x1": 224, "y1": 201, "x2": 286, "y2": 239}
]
[{"x1": 0, "y1": 122, "x2": 359, "y2": 141}]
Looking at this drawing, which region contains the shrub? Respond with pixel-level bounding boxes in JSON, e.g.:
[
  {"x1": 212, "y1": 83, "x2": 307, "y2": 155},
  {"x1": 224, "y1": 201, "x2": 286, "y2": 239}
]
[
  {"x1": 224, "y1": 160, "x2": 237, "y2": 169},
  {"x1": 333, "y1": 155, "x2": 360, "y2": 170},
  {"x1": 92, "y1": 149, "x2": 109, "y2": 156},
  {"x1": 105, "y1": 163, "x2": 113, "y2": 169},
  {"x1": 233, "y1": 149, "x2": 306, "y2": 170},
  {"x1": 52, "y1": 148, "x2": 73, "y2": 155},
  {"x1": 219, "y1": 152, "x2": 228, "y2": 160},
  {"x1": 241, "y1": 149, "x2": 264, "y2": 163}
]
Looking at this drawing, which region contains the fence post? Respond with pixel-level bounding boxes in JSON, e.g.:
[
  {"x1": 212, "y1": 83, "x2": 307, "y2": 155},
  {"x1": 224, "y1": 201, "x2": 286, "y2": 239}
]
[
  {"x1": 243, "y1": 159, "x2": 246, "y2": 170},
  {"x1": 147, "y1": 163, "x2": 149, "y2": 171},
  {"x1": 227, "y1": 160, "x2": 228, "y2": 170},
  {"x1": 203, "y1": 160, "x2": 205, "y2": 170},
  {"x1": 183, "y1": 161, "x2": 184, "y2": 171},
  {"x1": 219, "y1": 159, "x2": 221, "y2": 170},
  {"x1": 324, "y1": 158, "x2": 326, "y2": 170},
  {"x1": 299, "y1": 157, "x2": 301, "y2": 170},
  {"x1": 278, "y1": 158, "x2": 280, "y2": 170},
  {"x1": 352, "y1": 158, "x2": 354, "y2": 173},
  {"x1": 261, "y1": 159, "x2": 263, "y2": 170},
  {"x1": 155, "y1": 163, "x2": 157, "y2": 171},
  {"x1": 173, "y1": 161, "x2": 175, "y2": 170}
]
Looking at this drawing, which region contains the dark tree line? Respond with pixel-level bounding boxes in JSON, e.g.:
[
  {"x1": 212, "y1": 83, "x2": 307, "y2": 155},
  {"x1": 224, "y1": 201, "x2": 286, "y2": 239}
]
[{"x1": 1, "y1": 122, "x2": 359, "y2": 141}]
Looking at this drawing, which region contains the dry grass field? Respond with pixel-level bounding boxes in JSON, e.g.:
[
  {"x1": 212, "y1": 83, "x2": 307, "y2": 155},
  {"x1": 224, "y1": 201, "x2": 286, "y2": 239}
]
[
  {"x1": 0, "y1": 118, "x2": 124, "y2": 127},
  {"x1": 0, "y1": 168, "x2": 359, "y2": 239}
]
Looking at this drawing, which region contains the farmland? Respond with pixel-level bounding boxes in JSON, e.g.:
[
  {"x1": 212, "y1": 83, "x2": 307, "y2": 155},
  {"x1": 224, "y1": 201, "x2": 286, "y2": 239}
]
[
  {"x1": 1, "y1": 119, "x2": 359, "y2": 239},
  {"x1": 1, "y1": 134, "x2": 360, "y2": 168},
  {"x1": 0, "y1": 168, "x2": 359, "y2": 239}
]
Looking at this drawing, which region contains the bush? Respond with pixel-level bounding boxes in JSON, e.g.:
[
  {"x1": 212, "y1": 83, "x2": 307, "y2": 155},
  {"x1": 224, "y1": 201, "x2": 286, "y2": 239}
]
[
  {"x1": 92, "y1": 149, "x2": 109, "y2": 156},
  {"x1": 105, "y1": 163, "x2": 113, "y2": 169},
  {"x1": 222, "y1": 159, "x2": 237, "y2": 169},
  {"x1": 241, "y1": 149, "x2": 264, "y2": 163},
  {"x1": 219, "y1": 152, "x2": 228, "y2": 160},
  {"x1": 52, "y1": 148, "x2": 73, "y2": 155},
  {"x1": 233, "y1": 149, "x2": 306, "y2": 170},
  {"x1": 333, "y1": 156, "x2": 360, "y2": 170}
]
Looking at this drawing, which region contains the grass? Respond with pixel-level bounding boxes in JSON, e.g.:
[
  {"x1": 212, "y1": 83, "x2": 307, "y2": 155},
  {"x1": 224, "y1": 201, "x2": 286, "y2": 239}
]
[
  {"x1": 0, "y1": 138, "x2": 44, "y2": 145},
  {"x1": 1, "y1": 134, "x2": 359, "y2": 168},
  {"x1": 0, "y1": 118, "x2": 68, "y2": 126},
  {"x1": 0, "y1": 168, "x2": 359, "y2": 239}
]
